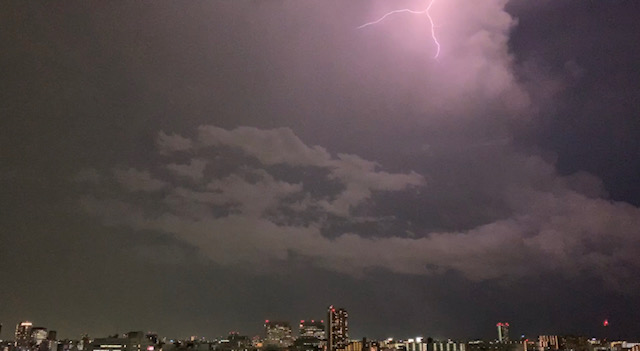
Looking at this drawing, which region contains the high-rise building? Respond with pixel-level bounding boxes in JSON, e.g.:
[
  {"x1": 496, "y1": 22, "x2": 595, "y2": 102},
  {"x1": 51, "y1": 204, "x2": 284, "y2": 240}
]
[
  {"x1": 327, "y1": 306, "x2": 348, "y2": 351},
  {"x1": 497, "y1": 323, "x2": 510, "y2": 343},
  {"x1": 295, "y1": 320, "x2": 325, "y2": 351},
  {"x1": 299, "y1": 320, "x2": 325, "y2": 339},
  {"x1": 30, "y1": 327, "x2": 48, "y2": 346},
  {"x1": 15, "y1": 322, "x2": 33, "y2": 347},
  {"x1": 264, "y1": 321, "x2": 294, "y2": 348}
]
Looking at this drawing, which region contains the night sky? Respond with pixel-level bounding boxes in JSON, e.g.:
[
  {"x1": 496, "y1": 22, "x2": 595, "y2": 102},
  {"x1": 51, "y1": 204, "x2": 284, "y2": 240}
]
[{"x1": 2, "y1": 0, "x2": 640, "y2": 342}]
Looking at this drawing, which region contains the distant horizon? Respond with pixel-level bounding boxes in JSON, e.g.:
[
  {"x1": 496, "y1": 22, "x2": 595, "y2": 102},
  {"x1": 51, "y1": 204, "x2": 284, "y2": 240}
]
[{"x1": 0, "y1": 319, "x2": 631, "y2": 342}]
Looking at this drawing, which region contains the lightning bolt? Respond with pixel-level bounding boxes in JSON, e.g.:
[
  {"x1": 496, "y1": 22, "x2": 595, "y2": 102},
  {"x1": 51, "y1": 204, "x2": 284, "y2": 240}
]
[{"x1": 358, "y1": 0, "x2": 441, "y2": 59}]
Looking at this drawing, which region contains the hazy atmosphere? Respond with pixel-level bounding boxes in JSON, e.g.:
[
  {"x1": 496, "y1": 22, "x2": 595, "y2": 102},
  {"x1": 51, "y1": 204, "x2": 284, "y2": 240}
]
[{"x1": 2, "y1": 0, "x2": 639, "y2": 341}]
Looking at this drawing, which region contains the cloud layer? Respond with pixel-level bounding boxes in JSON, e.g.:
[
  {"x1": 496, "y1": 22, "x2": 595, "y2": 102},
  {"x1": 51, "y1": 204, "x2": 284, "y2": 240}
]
[
  {"x1": 79, "y1": 125, "x2": 640, "y2": 289},
  {"x1": 74, "y1": 1, "x2": 640, "y2": 290}
]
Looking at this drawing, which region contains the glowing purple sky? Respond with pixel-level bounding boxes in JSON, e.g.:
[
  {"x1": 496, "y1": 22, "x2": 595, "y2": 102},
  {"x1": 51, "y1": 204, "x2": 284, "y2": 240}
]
[{"x1": 358, "y1": 0, "x2": 440, "y2": 59}]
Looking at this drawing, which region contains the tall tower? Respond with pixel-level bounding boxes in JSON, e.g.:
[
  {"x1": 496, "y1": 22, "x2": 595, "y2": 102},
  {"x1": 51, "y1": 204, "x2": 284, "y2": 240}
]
[
  {"x1": 327, "y1": 306, "x2": 348, "y2": 351},
  {"x1": 497, "y1": 323, "x2": 509, "y2": 342},
  {"x1": 15, "y1": 322, "x2": 33, "y2": 347}
]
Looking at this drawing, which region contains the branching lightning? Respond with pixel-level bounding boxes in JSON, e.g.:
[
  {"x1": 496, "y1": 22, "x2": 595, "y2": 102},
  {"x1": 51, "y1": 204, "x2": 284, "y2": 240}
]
[{"x1": 358, "y1": 0, "x2": 441, "y2": 59}]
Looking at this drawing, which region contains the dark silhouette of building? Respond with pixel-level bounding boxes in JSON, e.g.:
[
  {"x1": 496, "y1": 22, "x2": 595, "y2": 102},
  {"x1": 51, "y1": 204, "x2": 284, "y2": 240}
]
[
  {"x1": 558, "y1": 336, "x2": 591, "y2": 351},
  {"x1": 218, "y1": 332, "x2": 255, "y2": 351},
  {"x1": 294, "y1": 337, "x2": 322, "y2": 351}
]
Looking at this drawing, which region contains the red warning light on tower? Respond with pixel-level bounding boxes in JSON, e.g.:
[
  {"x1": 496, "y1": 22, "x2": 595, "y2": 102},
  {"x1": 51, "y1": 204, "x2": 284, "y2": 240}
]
[{"x1": 603, "y1": 319, "x2": 609, "y2": 327}]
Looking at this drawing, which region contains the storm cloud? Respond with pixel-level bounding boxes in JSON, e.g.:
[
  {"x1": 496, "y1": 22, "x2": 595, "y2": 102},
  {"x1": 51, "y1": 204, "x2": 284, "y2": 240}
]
[
  {"x1": 3, "y1": 0, "x2": 640, "y2": 340},
  {"x1": 80, "y1": 125, "x2": 640, "y2": 288}
]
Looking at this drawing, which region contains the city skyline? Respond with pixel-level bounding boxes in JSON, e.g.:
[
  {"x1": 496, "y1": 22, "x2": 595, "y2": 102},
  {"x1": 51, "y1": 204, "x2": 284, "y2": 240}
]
[
  {"x1": 1, "y1": 317, "x2": 627, "y2": 342},
  {"x1": 4, "y1": 321, "x2": 638, "y2": 351},
  {"x1": 0, "y1": 315, "x2": 623, "y2": 343},
  {"x1": 2, "y1": 0, "x2": 640, "y2": 341}
]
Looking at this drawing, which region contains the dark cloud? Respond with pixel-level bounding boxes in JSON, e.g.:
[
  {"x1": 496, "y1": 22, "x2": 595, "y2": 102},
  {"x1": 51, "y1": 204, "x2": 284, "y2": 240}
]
[
  {"x1": 166, "y1": 158, "x2": 208, "y2": 180},
  {"x1": 113, "y1": 168, "x2": 168, "y2": 192},
  {"x1": 79, "y1": 126, "x2": 640, "y2": 290}
]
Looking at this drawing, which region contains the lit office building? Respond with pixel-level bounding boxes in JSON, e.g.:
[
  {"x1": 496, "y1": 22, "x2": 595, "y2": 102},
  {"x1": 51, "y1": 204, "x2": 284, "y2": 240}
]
[
  {"x1": 537, "y1": 336, "x2": 559, "y2": 351},
  {"x1": 89, "y1": 331, "x2": 154, "y2": 351},
  {"x1": 345, "y1": 340, "x2": 363, "y2": 351},
  {"x1": 346, "y1": 338, "x2": 379, "y2": 351},
  {"x1": 430, "y1": 340, "x2": 466, "y2": 351},
  {"x1": 15, "y1": 322, "x2": 33, "y2": 347},
  {"x1": 497, "y1": 323, "x2": 510, "y2": 342},
  {"x1": 327, "y1": 306, "x2": 348, "y2": 351},
  {"x1": 294, "y1": 337, "x2": 322, "y2": 351},
  {"x1": 31, "y1": 328, "x2": 48, "y2": 346},
  {"x1": 299, "y1": 321, "x2": 325, "y2": 339},
  {"x1": 405, "y1": 338, "x2": 426, "y2": 351},
  {"x1": 264, "y1": 321, "x2": 294, "y2": 348}
]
